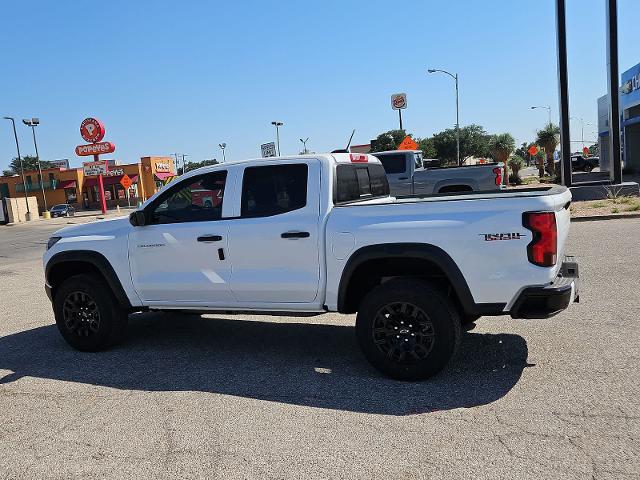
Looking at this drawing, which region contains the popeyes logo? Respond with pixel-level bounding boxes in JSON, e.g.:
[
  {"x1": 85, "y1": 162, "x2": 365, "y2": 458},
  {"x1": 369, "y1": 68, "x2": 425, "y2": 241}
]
[{"x1": 154, "y1": 162, "x2": 171, "y2": 172}]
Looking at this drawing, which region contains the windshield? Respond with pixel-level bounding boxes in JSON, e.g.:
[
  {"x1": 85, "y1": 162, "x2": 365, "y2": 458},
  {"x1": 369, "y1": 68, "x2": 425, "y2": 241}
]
[{"x1": 51, "y1": 205, "x2": 67, "y2": 211}]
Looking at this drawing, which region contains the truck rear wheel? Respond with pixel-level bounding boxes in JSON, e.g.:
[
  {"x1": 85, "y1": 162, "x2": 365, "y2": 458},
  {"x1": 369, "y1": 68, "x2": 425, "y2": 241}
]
[
  {"x1": 355, "y1": 278, "x2": 460, "y2": 380},
  {"x1": 53, "y1": 274, "x2": 128, "y2": 352}
]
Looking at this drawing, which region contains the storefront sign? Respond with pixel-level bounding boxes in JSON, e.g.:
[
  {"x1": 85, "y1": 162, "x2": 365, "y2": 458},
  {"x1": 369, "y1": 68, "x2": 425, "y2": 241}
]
[
  {"x1": 50, "y1": 159, "x2": 70, "y2": 169},
  {"x1": 391, "y1": 93, "x2": 407, "y2": 110},
  {"x1": 154, "y1": 162, "x2": 171, "y2": 172},
  {"x1": 76, "y1": 142, "x2": 116, "y2": 156},
  {"x1": 83, "y1": 160, "x2": 109, "y2": 176},
  {"x1": 80, "y1": 117, "x2": 106, "y2": 143},
  {"x1": 105, "y1": 168, "x2": 125, "y2": 177}
]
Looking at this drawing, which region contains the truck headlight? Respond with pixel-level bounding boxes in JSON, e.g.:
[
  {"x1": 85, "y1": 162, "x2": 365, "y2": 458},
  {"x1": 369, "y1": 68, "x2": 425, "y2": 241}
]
[{"x1": 46, "y1": 236, "x2": 61, "y2": 250}]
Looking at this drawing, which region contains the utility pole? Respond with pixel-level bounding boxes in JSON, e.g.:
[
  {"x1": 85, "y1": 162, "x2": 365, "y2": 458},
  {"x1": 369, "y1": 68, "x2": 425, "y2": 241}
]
[
  {"x1": 23, "y1": 118, "x2": 47, "y2": 211},
  {"x1": 4, "y1": 117, "x2": 31, "y2": 220},
  {"x1": 181, "y1": 154, "x2": 188, "y2": 173}
]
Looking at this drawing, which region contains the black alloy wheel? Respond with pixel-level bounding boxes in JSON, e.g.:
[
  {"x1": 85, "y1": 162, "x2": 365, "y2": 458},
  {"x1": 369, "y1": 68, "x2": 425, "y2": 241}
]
[{"x1": 372, "y1": 301, "x2": 435, "y2": 364}]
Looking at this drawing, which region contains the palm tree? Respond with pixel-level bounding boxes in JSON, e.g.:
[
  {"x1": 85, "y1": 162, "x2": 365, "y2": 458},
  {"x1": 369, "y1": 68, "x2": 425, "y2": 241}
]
[
  {"x1": 489, "y1": 133, "x2": 515, "y2": 186},
  {"x1": 535, "y1": 123, "x2": 560, "y2": 177}
]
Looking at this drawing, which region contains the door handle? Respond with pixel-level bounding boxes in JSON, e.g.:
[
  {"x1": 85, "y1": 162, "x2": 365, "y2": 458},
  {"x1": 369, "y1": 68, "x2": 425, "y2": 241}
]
[
  {"x1": 197, "y1": 235, "x2": 222, "y2": 242},
  {"x1": 398, "y1": 177, "x2": 409, "y2": 180},
  {"x1": 281, "y1": 231, "x2": 310, "y2": 239}
]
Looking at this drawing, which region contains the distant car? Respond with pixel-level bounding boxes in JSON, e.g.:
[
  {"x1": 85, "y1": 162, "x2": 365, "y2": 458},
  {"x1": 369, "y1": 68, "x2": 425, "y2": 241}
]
[
  {"x1": 50, "y1": 204, "x2": 75, "y2": 218},
  {"x1": 553, "y1": 155, "x2": 600, "y2": 173}
]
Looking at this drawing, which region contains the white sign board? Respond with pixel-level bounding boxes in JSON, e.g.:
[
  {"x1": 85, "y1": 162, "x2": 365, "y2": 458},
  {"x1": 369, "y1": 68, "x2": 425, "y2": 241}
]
[
  {"x1": 50, "y1": 159, "x2": 70, "y2": 169},
  {"x1": 83, "y1": 160, "x2": 109, "y2": 176},
  {"x1": 391, "y1": 93, "x2": 407, "y2": 110},
  {"x1": 261, "y1": 142, "x2": 277, "y2": 158}
]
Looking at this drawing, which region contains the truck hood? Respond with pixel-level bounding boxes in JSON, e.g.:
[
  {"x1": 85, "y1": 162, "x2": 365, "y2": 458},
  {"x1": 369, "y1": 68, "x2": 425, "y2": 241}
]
[{"x1": 54, "y1": 215, "x2": 132, "y2": 238}]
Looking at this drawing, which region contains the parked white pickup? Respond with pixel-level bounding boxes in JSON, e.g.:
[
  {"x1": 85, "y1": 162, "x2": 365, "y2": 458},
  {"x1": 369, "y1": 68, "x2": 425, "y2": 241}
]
[{"x1": 44, "y1": 153, "x2": 578, "y2": 379}]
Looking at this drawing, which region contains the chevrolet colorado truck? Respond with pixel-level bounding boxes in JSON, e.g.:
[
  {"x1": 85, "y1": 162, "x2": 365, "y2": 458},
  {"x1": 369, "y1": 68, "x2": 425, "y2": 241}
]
[
  {"x1": 373, "y1": 150, "x2": 504, "y2": 196},
  {"x1": 43, "y1": 153, "x2": 579, "y2": 380}
]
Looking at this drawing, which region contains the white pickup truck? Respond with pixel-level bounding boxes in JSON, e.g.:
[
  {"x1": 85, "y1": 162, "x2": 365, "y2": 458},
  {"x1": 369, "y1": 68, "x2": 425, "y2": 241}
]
[{"x1": 44, "y1": 153, "x2": 579, "y2": 380}]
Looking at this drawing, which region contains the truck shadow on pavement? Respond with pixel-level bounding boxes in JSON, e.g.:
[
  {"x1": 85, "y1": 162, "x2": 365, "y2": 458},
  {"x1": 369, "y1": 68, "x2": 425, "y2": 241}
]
[{"x1": 0, "y1": 313, "x2": 530, "y2": 415}]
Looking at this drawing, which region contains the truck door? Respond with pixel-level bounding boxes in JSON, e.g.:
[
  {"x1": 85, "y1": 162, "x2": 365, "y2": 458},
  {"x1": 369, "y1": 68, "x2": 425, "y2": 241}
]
[
  {"x1": 227, "y1": 160, "x2": 321, "y2": 304},
  {"x1": 378, "y1": 152, "x2": 413, "y2": 196},
  {"x1": 128, "y1": 169, "x2": 236, "y2": 305}
]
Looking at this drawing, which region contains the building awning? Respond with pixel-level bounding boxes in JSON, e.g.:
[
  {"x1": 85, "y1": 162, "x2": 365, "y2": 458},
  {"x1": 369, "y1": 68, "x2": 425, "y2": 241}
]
[
  {"x1": 154, "y1": 172, "x2": 173, "y2": 181},
  {"x1": 84, "y1": 174, "x2": 139, "y2": 188},
  {"x1": 58, "y1": 180, "x2": 77, "y2": 189}
]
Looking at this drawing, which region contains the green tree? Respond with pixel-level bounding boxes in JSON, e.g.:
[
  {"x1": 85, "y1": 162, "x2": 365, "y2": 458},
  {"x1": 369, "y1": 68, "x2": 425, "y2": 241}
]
[
  {"x1": 535, "y1": 123, "x2": 560, "y2": 177},
  {"x1": 588, "y1": 143, "x2": 599, "y2": 157},
  {"x1": 416, "y1": 137, "x2": 437, "y2": 159},
  {"x1": 370, "y1": 129, "x2": 407, "y2": 152},
  {"x1": 488, "y1": 133, "x2": 516, "y2": 185},
  {"x1": 431, "y1": 124, "x2": 491, "y2": 165},
  {"x1": 177, "y1": 158, "x2": 218, "y2": 176},
  {"x1": 508, "y1": 154, "x2": 526, "y2": 178},
  {"x1": 3, "y1": 155, "x2": 54, "y2": 176}
]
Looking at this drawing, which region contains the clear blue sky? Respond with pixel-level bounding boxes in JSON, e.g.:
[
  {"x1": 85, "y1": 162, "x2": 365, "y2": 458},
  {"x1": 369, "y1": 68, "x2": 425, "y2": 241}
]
[{"x1": 1, "y1": 0, "x2": 639, "y2": 170}]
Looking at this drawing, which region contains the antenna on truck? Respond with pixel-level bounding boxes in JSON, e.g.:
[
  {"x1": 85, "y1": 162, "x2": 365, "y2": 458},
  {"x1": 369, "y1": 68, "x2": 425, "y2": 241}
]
[{"x1": 331, "y1": 129, "x2": 356, "y2": 153}]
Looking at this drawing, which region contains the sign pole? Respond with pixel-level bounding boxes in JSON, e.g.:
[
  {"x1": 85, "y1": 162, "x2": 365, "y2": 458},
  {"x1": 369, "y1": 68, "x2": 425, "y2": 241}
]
[
  {"x1": 398, "y1": 109, "x2": 403, "y2": 130},
  {"x1": 95, "y1": 154, "x2": 107, "y2": 214}
]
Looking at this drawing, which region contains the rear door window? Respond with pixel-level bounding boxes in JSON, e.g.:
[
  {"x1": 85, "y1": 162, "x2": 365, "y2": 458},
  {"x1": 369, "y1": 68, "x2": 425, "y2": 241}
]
[{"x1": 241, "y1": 164, "x2": 308, "y2": 217}]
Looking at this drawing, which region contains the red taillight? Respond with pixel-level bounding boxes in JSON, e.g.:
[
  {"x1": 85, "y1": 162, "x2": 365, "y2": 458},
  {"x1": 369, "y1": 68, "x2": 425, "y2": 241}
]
[
  {"x1": 523, "y1": 212, "x2": 557, "y2": 267},
  {"x1": 350, "y1": 154, "x2": 368, "y2": 163},
  {"x1": 493, "y1": 167, "x2": 503, "y2": 186}
]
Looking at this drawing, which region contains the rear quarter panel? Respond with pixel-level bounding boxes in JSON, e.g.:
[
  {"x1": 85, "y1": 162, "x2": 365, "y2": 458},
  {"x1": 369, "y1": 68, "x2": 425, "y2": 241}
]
[{"x1": 325, "y1": 188, "x2": 571, "y2": 311}]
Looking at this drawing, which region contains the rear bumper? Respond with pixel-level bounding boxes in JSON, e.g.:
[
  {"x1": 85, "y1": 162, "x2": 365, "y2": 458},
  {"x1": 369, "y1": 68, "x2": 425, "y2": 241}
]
[{"x1": 510, "y1": 256, "x2": 579, "y2": 319}]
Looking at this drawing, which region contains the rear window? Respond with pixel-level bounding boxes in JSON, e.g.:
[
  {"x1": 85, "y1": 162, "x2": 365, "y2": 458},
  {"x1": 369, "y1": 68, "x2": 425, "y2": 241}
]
[
  {"x1": 377, "y1": 154, "x2": 407, "y2": 174},
  {"x1": 335, "y1": 164, "x2": 389, "y2": 204}
]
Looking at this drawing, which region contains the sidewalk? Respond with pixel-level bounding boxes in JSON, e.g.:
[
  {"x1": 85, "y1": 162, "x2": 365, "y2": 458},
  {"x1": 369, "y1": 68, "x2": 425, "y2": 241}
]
[{"x1": 3, "y1": 206, "x2": 136, "y2": 227}]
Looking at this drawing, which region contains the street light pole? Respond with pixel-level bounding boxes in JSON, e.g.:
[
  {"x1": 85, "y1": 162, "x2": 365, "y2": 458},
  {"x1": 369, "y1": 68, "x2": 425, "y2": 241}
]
[
  {"x1": 23, "y1": 118, "x2": 47, "y2": 211},
  {"x1": 571, "y1": 117, "x2": 585, "y2": 149},
  {"x1": 181, "y1": 154, "x2": 188, "y2": 173},
  {"x1": 531, "y1": 105, "x2": 552, "y2": 125},
  {"x1": 3, "y1": 116, "x2": 31, "y2": 219},
  {"x1": 218, "y1": 143, "x2": 226, "y2": 163},
  {"x1": 271, "y1": 121, "x2": 283, "y2": 156},
  {"x1": 427, "y1": 69, "x2": 460, "y2": 165},
  {"x1": 300, "y1": 137, "x2": 309, "y2": 154}
]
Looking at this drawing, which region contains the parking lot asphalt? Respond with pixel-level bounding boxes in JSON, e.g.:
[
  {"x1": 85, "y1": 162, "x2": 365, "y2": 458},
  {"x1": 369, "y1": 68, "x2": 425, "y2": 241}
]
[{"x1": 0, "y1": 218, "x2": 638, "y2": 479}]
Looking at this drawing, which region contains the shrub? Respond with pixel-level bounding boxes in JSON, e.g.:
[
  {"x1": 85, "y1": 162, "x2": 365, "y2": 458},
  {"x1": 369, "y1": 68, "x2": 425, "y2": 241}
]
[{"x1": 509, "y1": 173, "x2": 522, "y2": 185}]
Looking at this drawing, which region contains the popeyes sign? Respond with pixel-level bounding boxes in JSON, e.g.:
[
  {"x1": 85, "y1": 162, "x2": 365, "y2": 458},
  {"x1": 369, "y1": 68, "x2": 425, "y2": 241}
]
[{"x1": 76, "y1": 117, "x2": 115, "y2": 157}]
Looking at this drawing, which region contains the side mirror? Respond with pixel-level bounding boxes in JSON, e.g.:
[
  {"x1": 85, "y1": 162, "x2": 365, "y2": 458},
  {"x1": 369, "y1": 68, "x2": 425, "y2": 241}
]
[{"x1": 129, "y1": 210, "x2": 147, "y2": 227}]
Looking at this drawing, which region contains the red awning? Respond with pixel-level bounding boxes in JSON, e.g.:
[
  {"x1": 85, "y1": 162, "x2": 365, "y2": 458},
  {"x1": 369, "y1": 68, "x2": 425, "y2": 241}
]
[
  {"x1": 84, "y1": 174, "x2": 139, "y2": 187},
  {"x1": 154, "y1": 172, "x2": 173, "y2": 181},
  {"x1": 58, "y1": 180, "x2": 77, "y2": 189}
]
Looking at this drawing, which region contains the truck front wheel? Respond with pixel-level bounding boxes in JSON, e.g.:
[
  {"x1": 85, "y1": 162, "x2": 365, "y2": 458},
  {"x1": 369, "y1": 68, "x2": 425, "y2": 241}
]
[
  {"x1": 355, "y1": 279, "x2": 461, "y2": 380},
  {"x1": 53, "y1": 274, "x2": 128, "y2": 352}
]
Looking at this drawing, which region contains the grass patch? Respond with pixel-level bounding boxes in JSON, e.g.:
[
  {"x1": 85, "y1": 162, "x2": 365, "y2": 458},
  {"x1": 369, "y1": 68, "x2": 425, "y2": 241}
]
[
  {"x1": 613, "y1": 196, "x2": 634, "y2": 204},
  {"x1": 590, "y1": 201, "x2": 607, "y2": 208},
  {"x1": 625, "y1": 203, "x2": 640, "y2": 212},
  {"x1": 611, "y1": 208, "x2": 619, "y2": 213}
]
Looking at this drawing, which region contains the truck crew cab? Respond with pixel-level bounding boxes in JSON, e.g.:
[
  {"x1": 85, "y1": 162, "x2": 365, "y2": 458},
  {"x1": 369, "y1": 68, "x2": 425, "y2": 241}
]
[{"x1": 44, "y1": 153, "x2": 579, "y2": 380}]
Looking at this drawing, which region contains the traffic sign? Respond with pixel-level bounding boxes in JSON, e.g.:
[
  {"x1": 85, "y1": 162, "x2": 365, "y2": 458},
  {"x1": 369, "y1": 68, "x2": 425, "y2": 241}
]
[
  {"x1": 83, "y1": 160, "x2": 109, "y2": 176},
  {"x1": 80, "y1": 117, "x2": 106, "y2": 143},
  {"x1": 261, "y1": 142, "x2": 277, "y2": 158},
  {"x1": 398, "y1": 136, "x2": 418, "y2": 150},
  {"x1": 391, "y1": 93, "x2": 407, "y2": 110},
  {"x1": 120, "y1": 174, "x2": 133, "y2": 189},
  {"x1": 528, "y1": 145, "x2": 539, "y2": 156}
]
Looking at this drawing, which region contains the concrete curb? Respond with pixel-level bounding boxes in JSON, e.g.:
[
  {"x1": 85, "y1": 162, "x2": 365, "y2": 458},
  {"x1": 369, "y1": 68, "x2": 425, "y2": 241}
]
[{"x1": 571, "y1": 213, "x2": 640, "y2": 222}]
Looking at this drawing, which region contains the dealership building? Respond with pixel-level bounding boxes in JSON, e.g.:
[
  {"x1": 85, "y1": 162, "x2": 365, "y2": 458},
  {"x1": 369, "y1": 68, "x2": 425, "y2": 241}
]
[
  {"x1": 598, "y1": 62, "x2": 640, "y2": 172},
  {"x1": 0, "y1": 156, "x2": 176, "y2": 212}
]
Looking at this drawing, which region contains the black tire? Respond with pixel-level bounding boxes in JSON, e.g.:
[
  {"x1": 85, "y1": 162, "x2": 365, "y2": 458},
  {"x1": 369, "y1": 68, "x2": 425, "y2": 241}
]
[
  {"x1": 53, "y1": 274, "x2": 128, "y2": 352},
  {"x1": 355, "y1": 278, "x2": 461, "y2": 381},
  {"x1": 583, "y1": 164, "x2": 593, "y2": 173}
]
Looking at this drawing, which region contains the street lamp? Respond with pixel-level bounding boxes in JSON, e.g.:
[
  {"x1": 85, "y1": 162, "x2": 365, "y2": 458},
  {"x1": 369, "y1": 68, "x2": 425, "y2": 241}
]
[
  {"x1": 3, "y1": 116, "x2": 31, "y2": 219},
  {"x1": 300, "y1": 137, "x2": 309, "y2": 154},
  {"x1": 271, "y1": 121, "x2": 283, "y2": 156},
  {"x1": 427, "y1": 69, "x2": 460, "y2": 165},
  {"x1": 570, "y1": 116, "x2": 585, "y2": 149},
  {"x1": 531, "y1": 105, "x2": 552, "y2": 125},
  {"x1": 22, "y1": 118, "x2": 47, "y2": 211},
  {"x1": 218, "y1": 143, "x2": 226, "y2": 163}
]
